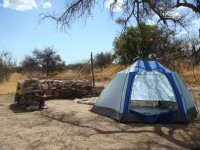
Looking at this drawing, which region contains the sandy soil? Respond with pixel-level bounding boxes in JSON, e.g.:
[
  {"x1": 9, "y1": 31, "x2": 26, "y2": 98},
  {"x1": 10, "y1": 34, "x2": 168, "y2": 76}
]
[{"x1": 0, "y1": 89, "x2": 200, "y2": 150}]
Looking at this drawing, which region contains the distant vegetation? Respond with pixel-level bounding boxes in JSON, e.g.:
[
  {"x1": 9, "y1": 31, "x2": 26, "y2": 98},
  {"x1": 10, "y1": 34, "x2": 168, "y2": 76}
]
[
  {"x1": 19, "y1": 48, "x2": 66, "y2": 77},
  {"x1": 65, "y1": 52, "x2": 113, "y2": 73},
  {"x1": 0, "y1": 51, "x2": 15, "y2": 83},
  {"x1": 113, "y1": 23, "x2": 200, "y2": 69},
  {"x1": 18, "y1": 49, "x2": 114, "y2": 78},
  {"x1": 94, "y1": 52, "x2": 113, "y2": 70},
  {"x1": 65, "y1": 60, "x2": 91, "y2": 74}
]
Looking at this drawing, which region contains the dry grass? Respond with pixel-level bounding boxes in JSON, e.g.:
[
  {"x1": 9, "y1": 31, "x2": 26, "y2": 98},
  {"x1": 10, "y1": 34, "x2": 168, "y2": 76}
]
[
  {"x1": 0, "y1": 65, "x2": 126, "y2": 95},
  {"x1": 54, "y1": 64, "x2": 126, "y2": 82},
  {"x1": 0, "y1": 73, "x2": 26, "y2": 95},
  {"x1": 182, "y1": 69, "x2": 200, "y2": 84},
  {"x1": 55, "y1": 64, "x2": 200, "y2": 84},
  {"x1": 54, "y1": 70, "x2": 78, "y2": 80},
  {"x1": 170, "y1": 61, "x2": 200, "y2": 84},
  {"x1": 93, "y1": 64, "x2": 126, "y2": 81}
]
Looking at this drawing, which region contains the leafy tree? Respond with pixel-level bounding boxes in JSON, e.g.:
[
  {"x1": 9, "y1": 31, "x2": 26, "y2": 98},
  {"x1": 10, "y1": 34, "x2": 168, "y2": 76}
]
[
  {"x1": 114, "y1": 24, "x2": 157, "y2": 64},
  {"x1": 20, "y1": 56, "x2": 40, "y2": 76},
  {"x1": 33, "y1": 48, "x2": 61, "y2": 76},
  {"x1": 42, "y1": 0, "x2": 200, "y2": 30},
  {"x1": 113, "y1": 23, "x2": 186, "y2": 65},
  {"x1": 94, "y1": 52, "x2": 113, "y2": 70},
  {"x1": 20, "y1": 48, "x2": 66, "y2": 76}
]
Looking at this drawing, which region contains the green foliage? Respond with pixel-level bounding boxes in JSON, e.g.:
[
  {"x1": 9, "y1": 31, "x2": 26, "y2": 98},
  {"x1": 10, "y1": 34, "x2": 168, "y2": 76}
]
[
  {"x1": 20, "y1": 48, "x2": 66, "y2": 76},
  {"x1": 113, "y1": 23, "x2": 190, "y2": 66},
  {"x1": 113, "y1": 23, "x2": 158, "y2": 64},
  {"x1": 94, "y1": 52, "x2": 113, "y2": 69}
]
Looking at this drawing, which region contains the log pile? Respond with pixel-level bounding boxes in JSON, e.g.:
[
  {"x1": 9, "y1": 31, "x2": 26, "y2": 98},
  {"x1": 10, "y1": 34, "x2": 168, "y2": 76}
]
[{"x1": 15, "y1": 79, "x2": 103, "y2": 110}]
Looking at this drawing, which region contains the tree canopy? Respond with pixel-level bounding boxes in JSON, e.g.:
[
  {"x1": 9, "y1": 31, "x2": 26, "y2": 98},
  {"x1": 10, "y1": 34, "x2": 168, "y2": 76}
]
[
  {"x1": 114, "y1": 24, "x2": 155, "y2": 64},
  {"x1": 21, "y1": 48, "x2": 66, "y2": 76},
  {"x1": 113, "y1": 23, "x2": 191, "y2": 65}
]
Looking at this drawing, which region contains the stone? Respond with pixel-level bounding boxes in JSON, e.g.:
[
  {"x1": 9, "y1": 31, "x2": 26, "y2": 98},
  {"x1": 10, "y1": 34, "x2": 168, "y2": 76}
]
[{"x1": 15, "y1": 79, "x2": 103, "y2": 110}]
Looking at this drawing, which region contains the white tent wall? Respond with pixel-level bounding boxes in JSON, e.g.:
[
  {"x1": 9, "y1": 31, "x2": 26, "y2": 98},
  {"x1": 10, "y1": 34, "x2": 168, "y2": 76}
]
[
  {"x1": 172, "y1": 72, "x2": 196, "y2": 112},
  {"x1": 95, "y1": 73, "x2": 129, "y2": 113}
]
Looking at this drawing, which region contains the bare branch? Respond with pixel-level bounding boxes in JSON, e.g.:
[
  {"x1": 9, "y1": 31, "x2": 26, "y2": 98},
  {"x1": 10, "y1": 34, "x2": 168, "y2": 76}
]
[{"x1": 40, "y1": 0, "x2": 200, "y2": 31}]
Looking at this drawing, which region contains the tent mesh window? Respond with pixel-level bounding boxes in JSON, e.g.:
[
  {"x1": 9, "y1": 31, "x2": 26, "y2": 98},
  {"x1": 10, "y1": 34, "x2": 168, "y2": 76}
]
[{"x1": 130, "y1": 71, "x2": 178, "y2": 113}]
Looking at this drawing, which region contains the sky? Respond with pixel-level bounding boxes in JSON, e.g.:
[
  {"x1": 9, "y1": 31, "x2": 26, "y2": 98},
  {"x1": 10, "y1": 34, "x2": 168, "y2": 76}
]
[
  {"x1": 0, "y1": 0, "x2": 122, "y2": 64},
  {"x1": 0, "y1": 0, "x2": 199, "y2": 64}
]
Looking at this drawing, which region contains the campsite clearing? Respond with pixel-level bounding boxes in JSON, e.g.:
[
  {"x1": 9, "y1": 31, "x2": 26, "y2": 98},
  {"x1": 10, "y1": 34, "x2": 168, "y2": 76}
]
[{"x1": 0, "y1": 89, "x2": 200, "y2": 150}]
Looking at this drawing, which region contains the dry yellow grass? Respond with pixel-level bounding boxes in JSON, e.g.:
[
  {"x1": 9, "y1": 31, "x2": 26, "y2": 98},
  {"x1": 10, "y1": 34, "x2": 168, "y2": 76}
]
[
  {"x1": 54, "y1": 70, "x2": 78, "y2": 80},
  {"x1": 0, "y1": 73, "x2": 26, "y2": 95},
  {"x1": 181, "y1": 69, "x2": 200, "y2": 83},
  {"x1": 54, "y1": 64, "x2": 127, "y2": 82}
]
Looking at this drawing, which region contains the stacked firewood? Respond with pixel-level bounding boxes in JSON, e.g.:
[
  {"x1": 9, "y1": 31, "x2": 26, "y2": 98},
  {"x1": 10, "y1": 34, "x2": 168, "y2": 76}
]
[{"x1": 15, "y1": 79, "x2": 103, "y2": 110}]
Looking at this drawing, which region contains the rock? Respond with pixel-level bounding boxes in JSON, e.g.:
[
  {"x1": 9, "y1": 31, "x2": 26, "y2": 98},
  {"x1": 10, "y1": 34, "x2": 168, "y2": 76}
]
[
  {"x1": 15, "y1": 79, "x2": 103, "y2": 110},
  {"x1": 26, "y1": 105, "x2": 40, "y2": 111},
  {"x1": 74, "y1": 97, "x2": 98, "y2": 105}
]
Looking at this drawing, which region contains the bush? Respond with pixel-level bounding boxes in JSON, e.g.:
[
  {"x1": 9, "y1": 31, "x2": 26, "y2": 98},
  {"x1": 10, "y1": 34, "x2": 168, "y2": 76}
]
[
  {"x1": 0, "y1": 51, "x2": 16, "y2": 83},
  {"x1": 94, "y1": 52, "x2": 113, "y2": 70},
  {"x1": 20, "y1": 47, "x2": 66, "y2": 77},
  {"x1": 65, "y1": 60, "x2": 91, "y2": 74}
]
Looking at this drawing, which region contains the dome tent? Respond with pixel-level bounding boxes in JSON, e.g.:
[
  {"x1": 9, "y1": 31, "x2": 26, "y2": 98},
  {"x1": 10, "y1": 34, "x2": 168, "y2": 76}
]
[{"x1": 91, "y1": 60, "x2": 197, "y2": 123}]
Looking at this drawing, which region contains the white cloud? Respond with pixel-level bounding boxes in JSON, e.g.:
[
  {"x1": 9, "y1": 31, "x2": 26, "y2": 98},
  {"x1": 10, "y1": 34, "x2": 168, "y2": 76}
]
[
  {"x1": 41, "y1": 1, "x2": 52, "y2": 9},
  {"x1": 105, "y1": 0, "x2": 124, "y2": 12},
  {"x1": 3, "y1": 0, "x2": 37, "y2": 11}
]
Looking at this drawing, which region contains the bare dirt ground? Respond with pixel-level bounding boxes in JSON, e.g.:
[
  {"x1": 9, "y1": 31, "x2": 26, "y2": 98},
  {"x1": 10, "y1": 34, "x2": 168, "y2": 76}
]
[{"x1": 0, "y1": 86, "x2": 200, "y2": 150}]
